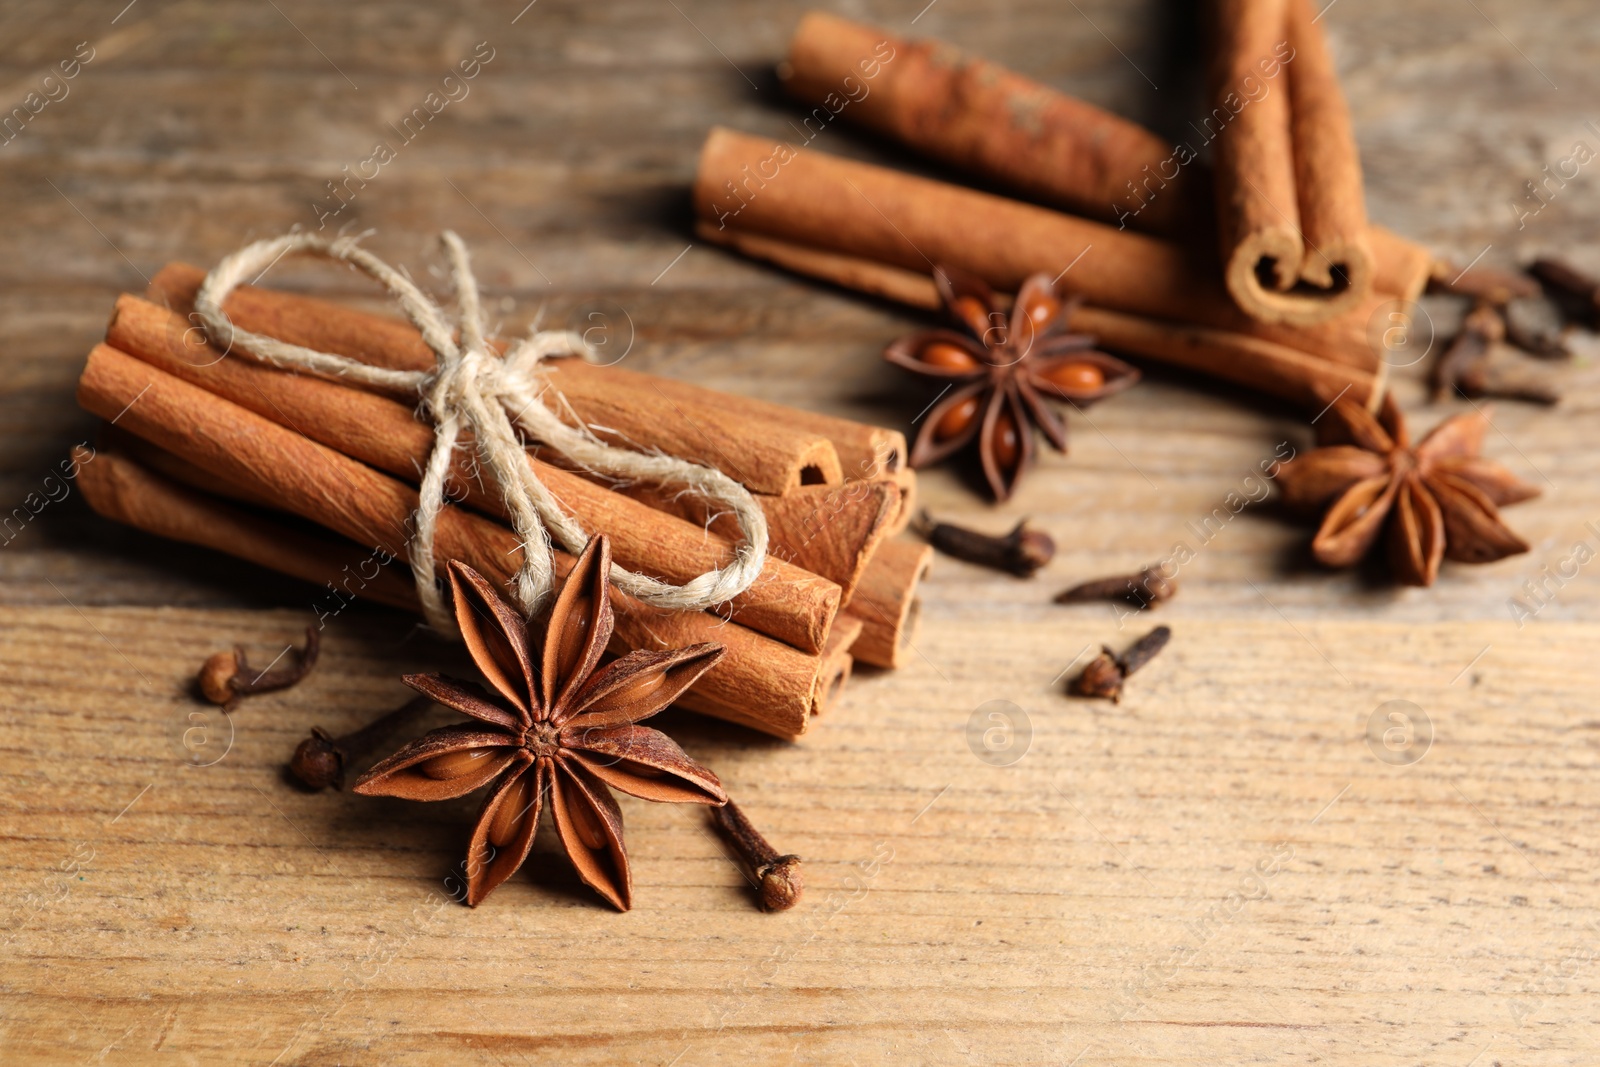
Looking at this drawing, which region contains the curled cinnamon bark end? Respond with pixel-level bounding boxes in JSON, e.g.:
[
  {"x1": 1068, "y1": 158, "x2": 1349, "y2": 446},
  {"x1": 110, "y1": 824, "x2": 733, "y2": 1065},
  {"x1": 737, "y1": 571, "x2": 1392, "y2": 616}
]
[
  {"x1": 711, "y1": 799, "x2": 804, "y2": 912},
  {"x1": 916, "y1": 511, "x2": 1055, "y2": 578},
  {"x1": 1069, "y1": 626, "x2": 1172, "y2": 704},
  {"x1": 198, "y1": 625, "x2": 320, "y2": 708}
]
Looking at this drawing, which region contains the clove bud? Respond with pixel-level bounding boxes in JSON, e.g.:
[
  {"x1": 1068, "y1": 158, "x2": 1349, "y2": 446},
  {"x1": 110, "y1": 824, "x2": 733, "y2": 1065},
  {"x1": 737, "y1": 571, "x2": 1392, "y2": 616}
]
[
  {"x1": 1055, "y1": 565, "x2": 1178, "y2": 608},
  {"x1": 1528, "y1": 258, "x2": 1600, "y2": 329},
  {"x1": 198, "y1": 625, "x2": 320, "y2": 709},
  {"x1": 1427, "y1": 261, "x2": 1539, "y2": 306},
  {"x1": 1069, "y1": 625, "x2": 1171, "y2": 703},
  {"x1": 289, "y1": 695, "x2": 432, "y2": 791},
  {"x1": 916, "y1": 511, "x2": 1055, "y2": 578},
  {"x1": 710, "y1": 799, "x2": 804, "y2": 911},
  {"x1": 1431, "y1": 302, "x2": 1502, "y2": 402}
]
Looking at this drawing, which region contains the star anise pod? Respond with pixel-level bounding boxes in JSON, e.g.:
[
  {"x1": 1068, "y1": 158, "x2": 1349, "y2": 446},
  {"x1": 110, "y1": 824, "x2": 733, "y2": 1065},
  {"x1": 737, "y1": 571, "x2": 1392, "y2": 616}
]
[
  {"x1": 353, "y1": 536, "x2": 728, "y2": 909},
  {"x1": 1276, "y1": 397, "x2": 1539, "y2": 586},
  {"x1": 885, "y1": 265, "x2": 1139, "y2": 501}
]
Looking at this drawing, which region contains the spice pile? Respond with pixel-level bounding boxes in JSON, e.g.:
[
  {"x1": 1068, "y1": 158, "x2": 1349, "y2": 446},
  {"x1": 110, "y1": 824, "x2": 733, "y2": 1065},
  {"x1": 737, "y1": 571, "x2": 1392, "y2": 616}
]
[
  {"x1": 694, "y1": 4, "x2": 1559, "y2": 588},
  {"x1": 74, "y1": 261, "x2": 933, "y2": 742}
]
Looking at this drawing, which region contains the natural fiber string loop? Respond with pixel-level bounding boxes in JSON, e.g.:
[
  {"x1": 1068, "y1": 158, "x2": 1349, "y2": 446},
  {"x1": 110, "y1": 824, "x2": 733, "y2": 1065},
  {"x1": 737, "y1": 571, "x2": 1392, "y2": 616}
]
[{"x1": 195, "y1": 231, "x2": 769, "y2": 633}]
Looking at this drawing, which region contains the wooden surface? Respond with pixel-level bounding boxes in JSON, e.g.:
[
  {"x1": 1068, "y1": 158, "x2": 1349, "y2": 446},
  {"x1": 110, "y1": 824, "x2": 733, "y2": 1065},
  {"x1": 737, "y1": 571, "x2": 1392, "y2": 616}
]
[{"x1": 3, "y1": 2, "x2": 1599, "y2": 1064}]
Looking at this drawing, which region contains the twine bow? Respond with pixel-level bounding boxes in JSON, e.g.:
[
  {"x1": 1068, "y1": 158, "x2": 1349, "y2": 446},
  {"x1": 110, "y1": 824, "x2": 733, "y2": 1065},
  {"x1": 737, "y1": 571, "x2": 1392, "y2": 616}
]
[{"x1": 195, "y1": 231, "x2": 769, "y2": 633}]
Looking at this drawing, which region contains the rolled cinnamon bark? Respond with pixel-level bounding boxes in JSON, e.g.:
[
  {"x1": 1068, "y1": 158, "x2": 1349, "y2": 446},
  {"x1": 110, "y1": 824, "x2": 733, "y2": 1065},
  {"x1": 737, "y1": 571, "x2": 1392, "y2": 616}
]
[
  {"x1": 1283, "y1": 0, "x2": 1373, "y2": 295},
  {"x1": 149, "y1": 261, "x2": 913, "y2": 555},
  {"x1": 694, "y1": 128, "x2": 1383, "y2": 370},
  {"x1": 696, "y1": 222, "x2": 1380, "y2": 412},
  {"x1": 76, "y1": 445, "x2": 422, "y2": 612},
  {"x1": 146, "y1": 264, "x2": 843, "y2": 495},
  {"x1": 843, "y1": 538, "x2": 932, "y2": 670},
  {"x1": 1210, "y1": 0, "x2": 1372, "y2": 324},
  {"x1": 618, "y1": 477, "x2": 898, "y2": 603},
  {"x1": 77, "y1": 344, "x2": 833, "y2": 738},
  {"x1": 778, "y1": 11, "x2": 1428, "y2": 304},
  {"x1": 781, "y1": 10, "x2": 1192, "y2": 236},
  {"x1": 106, "y1": 296, "x2": 842, "y2": 654}
]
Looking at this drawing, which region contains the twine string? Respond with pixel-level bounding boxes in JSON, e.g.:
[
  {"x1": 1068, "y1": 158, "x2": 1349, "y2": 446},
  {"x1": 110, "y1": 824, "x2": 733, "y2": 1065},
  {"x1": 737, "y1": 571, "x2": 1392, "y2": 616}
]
[{"x1": 195, "y1": 231, "x2": 769, "y2": 633}]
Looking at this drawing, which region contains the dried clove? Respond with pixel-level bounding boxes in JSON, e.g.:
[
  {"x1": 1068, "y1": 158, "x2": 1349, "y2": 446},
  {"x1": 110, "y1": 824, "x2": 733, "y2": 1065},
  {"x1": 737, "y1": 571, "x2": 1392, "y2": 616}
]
[
  {"x1": 710, "y1": 799, "x2": 803, "y2": 911},
  {"x1": 916, "y1": 510, "x2": 1055, "y2": 577},
  {"x1": 1069, "y1": 625, "x2": 1171, "y2": 703},
  {"x1": 1456, "y1": 358, "x2": 1561, "y2": 406},
  {"x1": 1529, "y1": 258, "x2": 1600, "y2": 329},
  {"x1": 1502, "y1": 299, "x2": 1570, "y2": 359},
  {"x1": 198, "y1": 625, "x2": 320, "y2": 709},
  {"x1": 1427, "y1": 261, "x2": 1540, "y2": 306},
  {"x1": 1431, "y1": 302, "x2": 1503, "y2": 401},
  {"x1": 289, "y1": 695, "x2": 432, "y2": 791},
  {"x1": 1055, "y1": 565, "x2": 1178, "y2": 608}
]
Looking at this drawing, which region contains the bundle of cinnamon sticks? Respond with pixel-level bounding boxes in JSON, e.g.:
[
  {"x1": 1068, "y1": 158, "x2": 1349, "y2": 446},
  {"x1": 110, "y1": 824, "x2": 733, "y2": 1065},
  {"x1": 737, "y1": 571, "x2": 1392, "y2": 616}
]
[
  {"x1": 697, "y1": 6, "x2": 1440, "y2": 411},
  {"x1": 73, "y1": 265, "x2": 932, "y2": 741}
]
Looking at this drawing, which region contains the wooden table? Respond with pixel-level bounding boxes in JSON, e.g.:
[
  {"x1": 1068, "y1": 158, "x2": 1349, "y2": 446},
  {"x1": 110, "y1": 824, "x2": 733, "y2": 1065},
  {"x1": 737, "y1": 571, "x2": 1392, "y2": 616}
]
[{"x1": 3, "y1": 2, "x2": 1597, "y2": 1063}]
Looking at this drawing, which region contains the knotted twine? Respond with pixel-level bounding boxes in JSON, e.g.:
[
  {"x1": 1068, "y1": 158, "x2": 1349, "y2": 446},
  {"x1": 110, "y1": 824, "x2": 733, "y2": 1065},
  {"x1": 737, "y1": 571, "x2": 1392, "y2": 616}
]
[{"x1": 195, "y1": 231, "x2": 769, "y2": 635}]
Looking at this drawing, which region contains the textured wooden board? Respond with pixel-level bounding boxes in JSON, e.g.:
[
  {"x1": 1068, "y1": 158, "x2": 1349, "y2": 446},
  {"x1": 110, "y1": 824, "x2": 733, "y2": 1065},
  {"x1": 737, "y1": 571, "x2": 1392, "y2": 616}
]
[{"x1": 2, "y1": 1, "x2": 1600, "y2": 1064}]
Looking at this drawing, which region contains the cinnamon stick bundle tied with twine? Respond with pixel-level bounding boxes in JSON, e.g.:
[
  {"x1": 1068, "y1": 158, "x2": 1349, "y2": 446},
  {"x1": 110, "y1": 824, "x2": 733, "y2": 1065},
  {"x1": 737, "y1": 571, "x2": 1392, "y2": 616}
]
[{"x1": 189, "y1": 231, "x2": 771, "y2": 635}]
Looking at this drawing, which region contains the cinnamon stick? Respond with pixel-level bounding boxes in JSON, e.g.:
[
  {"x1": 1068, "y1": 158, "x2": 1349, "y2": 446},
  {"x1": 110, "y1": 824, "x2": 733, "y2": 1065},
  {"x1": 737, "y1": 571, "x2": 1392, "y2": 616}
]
[
  {"x1": 781, "y1": 10, "x2": 1193, "y2": 236},
  {"x1": 617, "y1": 477, "x2": 898, "y2": 603},
  {"x1": 150, "y1": 262, "x2": 911, "y2": 493},
  {"x1": 77, "y1": 344, "x2": 835, "y2": 738},
  {"x1": 778, "y1": 11, "x2": 1429, "y2": 304},
  {"x1": 1284, "y1": 0, "x2": 1373, "y2": 296},
  {"x1": 146, "y1": 263, "x2": 843, "y2": 495},
  {"x1": 843, "y1": 537, "x2": 932, "y2": 670},
  {"x1": 1210, "y1": 0, "x2": 1372, "y2": 324},
  {"x1": 106, "y1": 296, "x2": 842, "y2": 654},
  {"x1": 148, "y1": 261, "x2": 912, "y2": 568},
  {"x1": 696, "y1": 223, "x2": 1379, "y2": 411},
  {"x1": 76, "y1": 444, "x2": 421, "y2": 612},
  {"x1": 694, "y1": 127, "x2": 1383, "y2": 370}
]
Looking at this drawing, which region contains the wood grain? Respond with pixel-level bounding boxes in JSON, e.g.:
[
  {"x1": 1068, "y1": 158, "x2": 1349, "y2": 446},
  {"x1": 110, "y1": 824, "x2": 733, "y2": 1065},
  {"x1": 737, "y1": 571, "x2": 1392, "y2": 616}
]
[{"x1": 2, "y1": 1, "x2": 1599, "y2": 1064}]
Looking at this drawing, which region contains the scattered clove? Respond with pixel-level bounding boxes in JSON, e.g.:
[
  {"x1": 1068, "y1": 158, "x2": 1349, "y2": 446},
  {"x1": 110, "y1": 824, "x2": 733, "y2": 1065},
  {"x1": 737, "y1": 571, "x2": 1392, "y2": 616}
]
[
  {"x1": 1055, "y1": 565, "x2": 1178, "y2": 608},
  {"x1": 1502, "y1": 299, "x2": 1570, "y2": 359},
  {"x1": 1529, "y1": 258, "x2": 1600, "y2": 329},
  {"x1": 289, "y1": 695, "x2": 432, "y2": 791},
  {"x1": 1428, "y1": 261, "x2": 1540, "y2": 306},
  {"x1": 198, "y1": 625, "x2": 320, "y2": 709},
  {"x1": 1069, "y1": 625, "x2": 1171, "y2": 704},
  {"x1": 1431, "y1": 302, "x2": 1502, "y2": 402},
  {"x1": 916, "y1": 510, "x2": 1055, "y2": 577},
  {"x1": 1456, "y1": 357, "x2": 1561, "y2": 406},
  {"x1": 710, "y1": 799, "x2": 804, "y2": 911}
]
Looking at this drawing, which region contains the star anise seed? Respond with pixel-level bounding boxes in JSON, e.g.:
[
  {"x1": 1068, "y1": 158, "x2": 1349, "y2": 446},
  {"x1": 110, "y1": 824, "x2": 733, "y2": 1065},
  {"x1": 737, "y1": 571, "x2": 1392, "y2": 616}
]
[
  {"x1": 885, "y1": 266, "x2": 1139, "y2": 501},
  {"x1": 1276, "y1": 396, "x2": 1539, "y2": 586},
  {"x1": 353, "y1": 536, "x2": 728, "y2": 910}
]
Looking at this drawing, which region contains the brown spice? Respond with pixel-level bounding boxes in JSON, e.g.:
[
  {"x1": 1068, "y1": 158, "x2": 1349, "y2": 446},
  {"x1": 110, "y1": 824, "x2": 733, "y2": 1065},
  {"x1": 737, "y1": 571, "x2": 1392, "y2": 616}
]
[
  {"x1": 353, "y1": 537, "x2": 728, "y2": 910},
  {"x1": 1428, "y1": 261, "x2": 1540, "y2": 306},
  {"x1": 886, "y1": 266, "x2": 1137, "y2": 501},
  {"x1": 1431, "y1": 302, "x2": 1504, "y2": 401},
  {"x1": 1055, "y1": 566, "x2": 1178, "y2": 609},
  {"x1": 1069, "y1": 625, "x2": 1172, "y2": 703},
  {"x1": 710, "y1": 799, "x2": 803, "y2": 912},
  {"x1": 1275, "y1": 396, "x2": 1538, "y2": 586},
  {"x1": 197, "y1": 625, "x2": 319, "y2": 709},
  {"x1": 915, "y1": 511, "x2": 1055, "y2": 578},
  {"x1": 289, "y1": 695, "x2": 432, "y2": 791},
  {"x1": 1529, "y1": 258, "x2": 1600, "y2": 329}
]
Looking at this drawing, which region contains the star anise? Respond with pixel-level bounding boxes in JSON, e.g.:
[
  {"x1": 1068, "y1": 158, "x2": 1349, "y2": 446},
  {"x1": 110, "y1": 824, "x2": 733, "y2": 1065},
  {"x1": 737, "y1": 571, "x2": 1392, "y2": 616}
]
[
  {"x1": 1276, "y1": 396, "x2": 1539, "y2": 586},
  {"x1": 353, "y1": 536, "x2": 728, "y2": 909},
  {"x1": 885, "y1": 265, "x2": 1139, "y2": 501}
]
